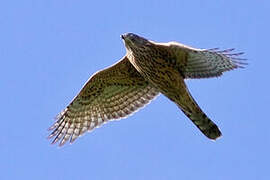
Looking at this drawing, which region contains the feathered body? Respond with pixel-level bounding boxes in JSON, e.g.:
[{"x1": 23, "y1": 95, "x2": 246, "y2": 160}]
[{"x1": 48, "y1": 33, "x2": 245, "y2": 146}]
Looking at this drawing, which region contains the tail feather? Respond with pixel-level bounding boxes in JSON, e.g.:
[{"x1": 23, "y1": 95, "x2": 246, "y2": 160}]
[
  {"x1": 172, "y1": 81, "x2": 222, "y2": 140},
  {"x1": 181, "y1": 109, "x2": 222, "y2": 140}
]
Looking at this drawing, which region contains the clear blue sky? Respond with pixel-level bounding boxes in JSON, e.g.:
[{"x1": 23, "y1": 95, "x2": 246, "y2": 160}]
[{"x1": 1, "y1": 0, "x2": 269, "y2": 179}]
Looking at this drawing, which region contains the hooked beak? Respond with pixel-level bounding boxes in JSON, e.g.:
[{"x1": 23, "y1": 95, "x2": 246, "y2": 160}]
[{"x1": 121, "y1": 33, "x2": 128, "y2": 40}]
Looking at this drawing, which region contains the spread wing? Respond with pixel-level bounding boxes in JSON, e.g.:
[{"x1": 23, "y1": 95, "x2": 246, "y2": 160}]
[
  {"x1": 184, "y1": 47, "x2": 246, "y2": 78},
  {"x1": 48, "y1": 56, "x2": 159, "y2": 146},
  {"x1": 163, "y1": 42, "x2": 246, "y2": 79}
]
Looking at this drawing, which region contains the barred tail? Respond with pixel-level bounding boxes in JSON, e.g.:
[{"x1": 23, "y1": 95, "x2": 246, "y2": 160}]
[
  {"x1": 173, "y1": 83, "x2": 222, "y2": 140},
  {"x1": 180, "y1": 106, "x2": 222, "y2": 140}
]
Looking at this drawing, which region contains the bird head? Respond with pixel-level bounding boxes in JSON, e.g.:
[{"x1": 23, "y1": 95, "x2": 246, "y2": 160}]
[{"x1": 121, "y1": 33, "x2": 152, "y2": 51}]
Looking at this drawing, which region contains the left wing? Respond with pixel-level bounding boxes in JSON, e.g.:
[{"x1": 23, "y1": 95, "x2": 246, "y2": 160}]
[{"x1": 48, "y1": 57, "x2": 159, "y2": 146}]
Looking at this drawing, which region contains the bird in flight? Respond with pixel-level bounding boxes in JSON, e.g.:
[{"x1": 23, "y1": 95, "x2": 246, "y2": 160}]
[{"x1": 48, "y1": 33, "x2": 246, "y2": 146}]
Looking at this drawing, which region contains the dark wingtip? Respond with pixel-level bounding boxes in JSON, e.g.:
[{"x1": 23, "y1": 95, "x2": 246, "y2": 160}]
[{"x1": 209, "y1": 47, "x2": 248, "y2": 69}]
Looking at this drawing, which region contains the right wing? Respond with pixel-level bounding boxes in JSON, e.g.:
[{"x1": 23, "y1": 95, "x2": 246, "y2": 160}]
[
  {"x1": 157, "y1": 42, "x2": 246, "y2": 79},
  {"x1": 183, "y1": 47, "x2": 246, "y2": 79},
  {"x1": 48, "y1": 56, "x2": 159, "y2": 146}
]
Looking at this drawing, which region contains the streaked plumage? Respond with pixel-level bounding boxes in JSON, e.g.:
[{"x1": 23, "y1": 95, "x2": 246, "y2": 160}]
[{"x1": 48, "y1": 33, "x2": 246, "y2": 146}]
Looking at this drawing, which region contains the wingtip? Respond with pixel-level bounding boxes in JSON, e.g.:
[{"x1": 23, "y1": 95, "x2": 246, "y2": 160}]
[
  {"x1": 47, "y1": 134, "x2": 55, "y2": 140},
  {"x1": 47, "y1": 125, "x2": 56, "y2": 131},
  {"x1": 59, "y1": 140, "x2": 67, "y2": 147}
]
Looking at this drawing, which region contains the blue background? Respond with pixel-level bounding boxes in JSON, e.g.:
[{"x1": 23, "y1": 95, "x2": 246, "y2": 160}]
[{"x1": 1, "y1": 0, "x2": 269, "y2": 179}]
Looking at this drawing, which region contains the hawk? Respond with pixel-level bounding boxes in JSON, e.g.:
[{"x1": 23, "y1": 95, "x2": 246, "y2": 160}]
[{"x1": 48, "y1": 33, "x2": 246, "y2": 146}]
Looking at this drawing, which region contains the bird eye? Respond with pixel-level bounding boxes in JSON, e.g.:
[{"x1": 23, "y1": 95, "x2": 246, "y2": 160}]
[{"x1": 129, "y1": 34, "x2": 136, "y2": 40}]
